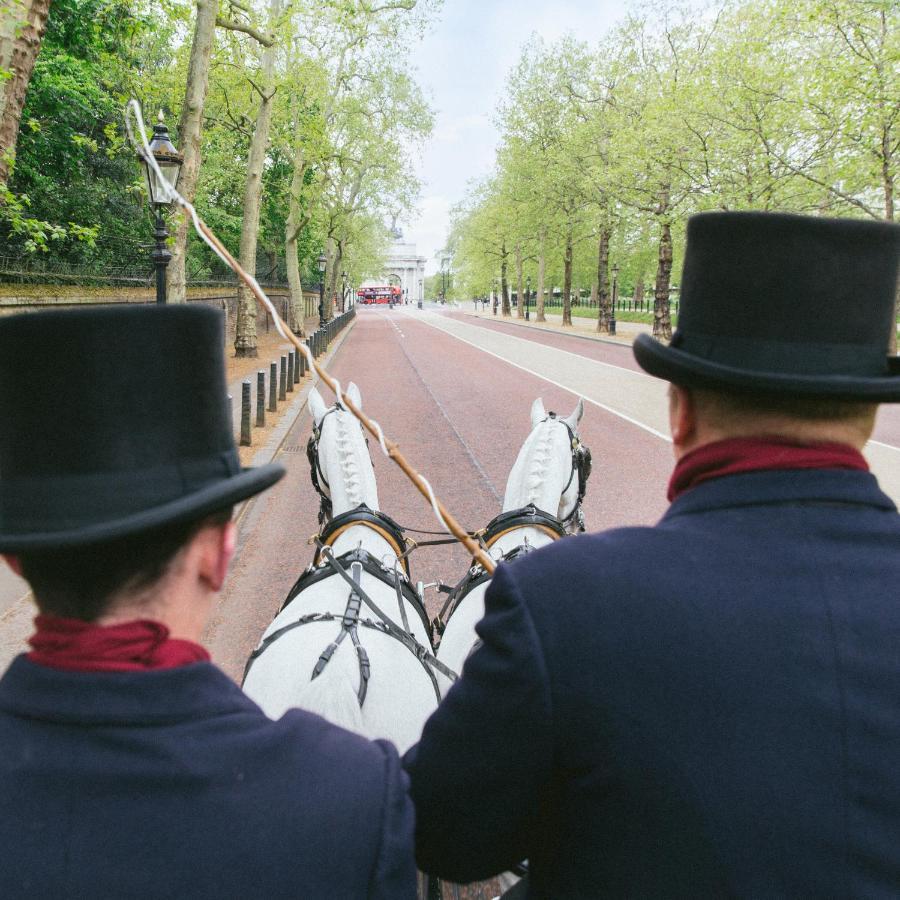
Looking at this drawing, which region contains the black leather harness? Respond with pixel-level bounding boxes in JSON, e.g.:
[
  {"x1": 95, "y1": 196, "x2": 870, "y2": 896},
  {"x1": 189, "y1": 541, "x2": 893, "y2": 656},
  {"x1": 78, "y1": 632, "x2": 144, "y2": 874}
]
[
  {"x1": 243, "y1": 547, "x2": 455, "y2": 705},
  {"x1": 314, "y1": 503, "x2": 411, "y2": 575}
]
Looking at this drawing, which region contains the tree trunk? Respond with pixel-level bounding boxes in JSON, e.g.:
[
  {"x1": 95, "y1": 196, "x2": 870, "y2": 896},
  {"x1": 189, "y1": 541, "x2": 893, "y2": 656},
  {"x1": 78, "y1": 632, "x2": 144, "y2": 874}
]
[
  {"x1": 515, "y1": 243, "x2": 524, "y2": 318},
  {"x1": 167, "y1": 0, "x2": 217, "y2": 304},
  {"x1": 284, "y1": 152, "x2": 309, "y2": 336},
  {"x1": 0, "y1": 0, "x2": 51, "y2": 188},
  {"x1": 653, "y1": 219, "x2": 673, "y2": 341},
  {"x1": 634, "y1": 279, "x2": 644, "y2": 312},
  {"x1": 234, "y1": 0, "x2": 281, "y2": 357},
  {"x1": 500, "y1": 241, "x2": 511, "y2": 316},
  {"x1": 536, "y1": 227, "x2": 546, "y2": 322},
  {"x1": 326, "y1": 242, "x2": 340, "y2": 319},
  {"x1": 884, "y1": 123, "x2": 897, "y2": 354},
  {"x1": 562, "y1": 227, "x2": 573, "y2": 326},
  {"x1": 595, "y1": 228, "x2": 611, "y2": 334}
]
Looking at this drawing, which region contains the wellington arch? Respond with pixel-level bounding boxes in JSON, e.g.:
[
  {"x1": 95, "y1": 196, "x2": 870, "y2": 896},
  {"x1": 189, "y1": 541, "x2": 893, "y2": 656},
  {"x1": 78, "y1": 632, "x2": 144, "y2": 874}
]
[{"x1": 359, "y1": 228, "x2": 426, "y2": 302}]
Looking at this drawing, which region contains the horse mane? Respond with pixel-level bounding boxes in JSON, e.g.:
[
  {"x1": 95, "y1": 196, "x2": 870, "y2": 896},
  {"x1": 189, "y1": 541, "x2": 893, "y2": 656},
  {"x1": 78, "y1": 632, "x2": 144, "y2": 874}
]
[
  {"x1": 335, "y1": 413, "x2": 364, "y2": 508},
  {"x1": 525, "y1": 420, "x2": 556, "y2": 506}
]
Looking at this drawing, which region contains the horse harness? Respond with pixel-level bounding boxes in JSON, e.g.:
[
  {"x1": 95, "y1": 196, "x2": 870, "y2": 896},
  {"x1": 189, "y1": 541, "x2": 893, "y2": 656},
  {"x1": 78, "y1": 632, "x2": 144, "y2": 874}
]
[
  {"x1": 243, "y1": 546, "x2": 457, "y2": 706},
  {"x1": 314, "y1": 503, "x2": 411, "y2": 576}
]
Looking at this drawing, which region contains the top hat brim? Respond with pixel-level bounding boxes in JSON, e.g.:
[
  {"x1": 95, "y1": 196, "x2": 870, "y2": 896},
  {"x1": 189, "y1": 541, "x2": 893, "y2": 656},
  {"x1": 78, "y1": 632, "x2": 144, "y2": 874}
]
[
  {"x1": 0, "y1": 462, "x2": 285, "y2": 553},
  {"x1": 633, "y1": 333, "x2": 900, "y2": 402}
]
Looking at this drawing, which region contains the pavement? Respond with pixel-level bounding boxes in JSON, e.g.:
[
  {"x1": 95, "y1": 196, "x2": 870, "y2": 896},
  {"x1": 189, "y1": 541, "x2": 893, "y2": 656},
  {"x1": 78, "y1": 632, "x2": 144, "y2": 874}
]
[{"x1": 457, "y1": 301, "x2": 653, "y2": 345}]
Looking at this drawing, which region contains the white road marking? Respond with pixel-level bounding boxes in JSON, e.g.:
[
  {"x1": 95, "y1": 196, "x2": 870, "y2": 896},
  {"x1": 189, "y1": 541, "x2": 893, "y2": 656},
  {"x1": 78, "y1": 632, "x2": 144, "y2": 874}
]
[
  {"x1": 408, "y1": 309, "x2": 900, "y2": 506},
  {"x1": 409, "y1": 309, "x2": 671, "y2": 441}
]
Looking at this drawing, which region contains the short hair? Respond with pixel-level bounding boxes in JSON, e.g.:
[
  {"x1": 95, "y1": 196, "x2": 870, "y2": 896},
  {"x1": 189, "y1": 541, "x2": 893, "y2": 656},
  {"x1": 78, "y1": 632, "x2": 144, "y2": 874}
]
[
  {"x1": 17, "y1": 507, "x2": 233, "y2": 622},
  {"x1": 690, "y1": 388, "x2": 878, "y2": 428}
]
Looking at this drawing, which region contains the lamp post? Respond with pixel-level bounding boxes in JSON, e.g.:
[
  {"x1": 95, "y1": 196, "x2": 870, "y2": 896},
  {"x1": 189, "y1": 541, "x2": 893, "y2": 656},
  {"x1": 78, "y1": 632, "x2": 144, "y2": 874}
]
[
  {"x1": 138, "y1": 111, "x2": 183, "y2": 305},
  {"x1": 317, "y1": 253, "x2": 327, "y2": 326},
  {"x1": 525, "y1": 276, "x2": 531, "y2": 321},
  {"x1": 492, "y1": 278, "x2": 499, "y2": 315},
  {"x1": 610, "y1": 263, "x2": 619, "y2": 337},
  {"x1": 341, "y1": 271, "x2": 348, "y2": 313}
]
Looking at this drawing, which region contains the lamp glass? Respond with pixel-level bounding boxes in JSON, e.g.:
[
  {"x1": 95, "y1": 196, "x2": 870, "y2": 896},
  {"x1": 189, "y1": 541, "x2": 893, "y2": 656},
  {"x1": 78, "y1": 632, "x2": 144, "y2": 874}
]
[{"x1": 317, "y1": 254, "x2": 327, "y2": 273}]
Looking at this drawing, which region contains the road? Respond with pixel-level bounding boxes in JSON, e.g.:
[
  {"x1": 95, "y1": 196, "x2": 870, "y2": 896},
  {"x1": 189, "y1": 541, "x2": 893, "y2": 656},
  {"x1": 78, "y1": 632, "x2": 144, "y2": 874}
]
[{"x1": 2, "y1": 304, "x2": 898, "y2": 678}]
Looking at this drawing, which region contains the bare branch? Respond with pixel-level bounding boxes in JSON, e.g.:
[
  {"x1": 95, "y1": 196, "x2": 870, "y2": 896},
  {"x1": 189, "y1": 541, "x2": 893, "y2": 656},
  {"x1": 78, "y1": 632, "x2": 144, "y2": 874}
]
[{"x1": 215, "y1": 16, "x2": 274, "y2": 46}]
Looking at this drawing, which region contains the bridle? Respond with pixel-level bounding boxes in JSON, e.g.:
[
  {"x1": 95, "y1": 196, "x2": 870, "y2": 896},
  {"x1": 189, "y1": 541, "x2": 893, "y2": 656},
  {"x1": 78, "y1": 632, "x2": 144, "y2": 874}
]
[
  {"x1": 489, "y1": 413, "x2": 592, "y2": 541},
  {"x1": 433, "y1": 415, "x2": 592, "y2": 636},
  {"x1": 553, "y1": 413, "x2": 592, "y2": 535},
  {"x1": 306, "y1": 404, "x2": 345, "y2": 527}
]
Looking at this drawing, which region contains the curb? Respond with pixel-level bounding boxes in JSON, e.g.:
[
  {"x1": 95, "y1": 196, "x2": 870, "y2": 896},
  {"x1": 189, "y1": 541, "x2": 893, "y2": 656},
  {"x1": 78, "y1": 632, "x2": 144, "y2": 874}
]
[
  {"x1": 234, "y1": 319, "x2": 357, "y2": 524},
  {"x1": 458, "y1": 309, "x2": 645, "y2": 349}
]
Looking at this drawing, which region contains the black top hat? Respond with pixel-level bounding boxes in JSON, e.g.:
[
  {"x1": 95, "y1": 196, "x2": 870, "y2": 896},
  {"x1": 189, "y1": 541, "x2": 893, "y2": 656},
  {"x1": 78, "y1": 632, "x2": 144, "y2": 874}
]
[
  {"x1": 0, "y1": 305, "x2": 285, "y2": 551},
  {"x1": 633, "y1": 212, "x2": 900, "y2": 401}
]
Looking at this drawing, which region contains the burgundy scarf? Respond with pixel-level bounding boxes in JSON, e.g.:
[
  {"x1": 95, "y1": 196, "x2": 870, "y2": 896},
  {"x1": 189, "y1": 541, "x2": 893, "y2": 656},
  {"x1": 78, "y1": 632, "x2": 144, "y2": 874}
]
[
  {"x1": 667, "y1": 436, "x2": 868, "y2": 502},
  {"x1": 28, "y1": 615, "x2": 210, "y2": 672}
]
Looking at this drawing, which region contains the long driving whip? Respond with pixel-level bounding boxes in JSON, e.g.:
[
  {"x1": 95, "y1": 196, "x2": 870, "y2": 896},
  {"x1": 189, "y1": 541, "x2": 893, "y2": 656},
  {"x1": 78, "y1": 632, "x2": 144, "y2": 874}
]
[{"x1": 126, "y1": 101, "x2": 496, "y2": 574}]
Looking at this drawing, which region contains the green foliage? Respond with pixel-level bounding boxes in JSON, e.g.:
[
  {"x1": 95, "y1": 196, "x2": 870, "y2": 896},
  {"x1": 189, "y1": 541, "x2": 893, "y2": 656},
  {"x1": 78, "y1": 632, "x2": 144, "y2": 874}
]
[{"x1": 1, "y1": 0, "x2": 160, "y2": 266}]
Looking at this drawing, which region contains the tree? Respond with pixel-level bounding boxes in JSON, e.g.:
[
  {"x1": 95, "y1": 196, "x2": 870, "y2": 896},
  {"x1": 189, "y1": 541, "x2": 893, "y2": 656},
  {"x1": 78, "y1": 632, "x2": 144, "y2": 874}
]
[
  {"x1": 234, "y1": 0, "x2": 282, "y2": 357},
  {"x1": 0, "y1": 0, "x2": 51, "y2": 187}
]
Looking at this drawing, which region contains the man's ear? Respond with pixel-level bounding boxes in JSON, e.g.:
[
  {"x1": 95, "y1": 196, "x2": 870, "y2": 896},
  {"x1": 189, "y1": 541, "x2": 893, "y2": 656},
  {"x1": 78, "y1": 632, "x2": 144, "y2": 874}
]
[
  {"x1": 669, "y1": 384, "x2": 698, "y2": 454},
  {"x1": 195, "y1": 521, "x2": 237, "y2": 593},
  {"x1": 2, "y1": 555, "x2": 22, "y2": 577}
]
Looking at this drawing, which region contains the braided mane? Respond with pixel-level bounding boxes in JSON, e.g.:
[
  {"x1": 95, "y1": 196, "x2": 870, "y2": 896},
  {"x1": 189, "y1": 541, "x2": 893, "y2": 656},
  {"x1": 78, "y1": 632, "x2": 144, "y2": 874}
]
[
  {"x1": 525, "y1": 420, "x2": 555, "y2": 506},
  {"x1": 334, "y1": 413, "x2": 363, "y2": 507}
]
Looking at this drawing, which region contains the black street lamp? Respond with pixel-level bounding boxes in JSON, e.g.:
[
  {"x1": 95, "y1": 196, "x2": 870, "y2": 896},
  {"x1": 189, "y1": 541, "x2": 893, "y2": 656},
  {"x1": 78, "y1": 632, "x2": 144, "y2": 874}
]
[
  {"x1": 317, "y1": 253, "x2": 327, "y2": 326},
  {"x1": 138, "y1": 111, "x2": 183, "y2": 305},
  {"x1": 341, "y1": 270, "x2": 348, "y2": 313},
  {"x1": 610, "y1": 263, "x2": 619, "y2": 337},
  {"x1": 525, "y1": 276, "x2": 531, "y2": 320}
]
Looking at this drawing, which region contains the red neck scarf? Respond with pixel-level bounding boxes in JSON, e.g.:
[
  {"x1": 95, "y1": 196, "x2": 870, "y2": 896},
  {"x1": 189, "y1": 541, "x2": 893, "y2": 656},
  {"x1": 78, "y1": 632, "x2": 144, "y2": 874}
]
[
  {"x1": 28, "y1": 615, "x2": 210, "y2": 672},
  {"x1": 668, "y1": 436, "x2": 868, "y2": 502}
]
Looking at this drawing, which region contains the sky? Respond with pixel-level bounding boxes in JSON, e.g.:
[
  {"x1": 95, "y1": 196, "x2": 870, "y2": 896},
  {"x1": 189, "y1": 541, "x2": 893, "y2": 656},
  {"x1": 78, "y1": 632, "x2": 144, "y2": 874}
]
[{"x1": 403, "y1": 0, "x2": 628, "y2": 275}]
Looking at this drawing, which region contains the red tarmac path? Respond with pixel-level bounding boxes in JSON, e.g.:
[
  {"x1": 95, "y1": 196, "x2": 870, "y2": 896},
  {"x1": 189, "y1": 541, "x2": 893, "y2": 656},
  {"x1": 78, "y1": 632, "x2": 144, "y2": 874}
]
[{"x1": 205, "y1": 306, "x2": 673, "y2": 680}]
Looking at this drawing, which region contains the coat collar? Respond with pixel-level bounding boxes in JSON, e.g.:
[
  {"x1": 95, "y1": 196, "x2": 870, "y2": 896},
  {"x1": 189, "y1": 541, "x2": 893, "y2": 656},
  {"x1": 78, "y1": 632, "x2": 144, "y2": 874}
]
[
  {"x1": 0, "y1": 655, "x2": 260, "y2": 726},
  {"x1": 662, "y1": 468, "x2": 896, "y2": 522}
]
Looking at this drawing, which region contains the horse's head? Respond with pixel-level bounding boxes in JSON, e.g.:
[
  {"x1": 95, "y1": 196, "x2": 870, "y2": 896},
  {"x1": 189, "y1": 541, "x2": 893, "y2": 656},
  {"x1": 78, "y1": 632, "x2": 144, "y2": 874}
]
[
  {"x1": 502, "y1": 397, "x2": 590, "y2": 532},
  {"x1": 307, "y1": 382, "x2": 379, "y2": 522}
]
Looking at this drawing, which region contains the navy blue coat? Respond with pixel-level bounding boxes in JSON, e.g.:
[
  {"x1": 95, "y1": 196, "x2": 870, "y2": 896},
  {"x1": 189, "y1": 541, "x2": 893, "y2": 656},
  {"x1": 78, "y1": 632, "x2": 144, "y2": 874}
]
[
  {"x1": 0, "y1": 658, "x2": 415, "y2": 899},
  {"x1": 405, "y1": 469, "x2": 900, "y2": 897}
]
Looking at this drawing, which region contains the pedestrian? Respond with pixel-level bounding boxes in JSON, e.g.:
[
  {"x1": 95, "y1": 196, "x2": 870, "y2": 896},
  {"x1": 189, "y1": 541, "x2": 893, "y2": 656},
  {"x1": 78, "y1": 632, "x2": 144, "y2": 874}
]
[
  {"x1": 0, "y1": 305, "x2": 415, "y2": 899},
  {"x1": 405, "y1": 212, "x2": 900, "y2": 897}
]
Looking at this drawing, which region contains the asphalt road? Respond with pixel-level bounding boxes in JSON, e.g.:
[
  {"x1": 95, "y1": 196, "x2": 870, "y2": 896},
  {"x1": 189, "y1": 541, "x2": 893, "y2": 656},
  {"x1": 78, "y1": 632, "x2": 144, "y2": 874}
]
[{"x1": 2, "y1": 304, "x2": 898, "y2": 679}]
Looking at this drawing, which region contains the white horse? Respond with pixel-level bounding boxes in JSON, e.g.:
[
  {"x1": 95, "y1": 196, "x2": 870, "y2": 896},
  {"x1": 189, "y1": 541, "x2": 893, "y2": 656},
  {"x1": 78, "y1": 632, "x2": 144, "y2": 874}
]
[
  {"x1": 435, "y1": 397, "x2": 588, "y2": 686},
  {"x1": 242, "y1": 383, "x2": 441, "y2": 753}
]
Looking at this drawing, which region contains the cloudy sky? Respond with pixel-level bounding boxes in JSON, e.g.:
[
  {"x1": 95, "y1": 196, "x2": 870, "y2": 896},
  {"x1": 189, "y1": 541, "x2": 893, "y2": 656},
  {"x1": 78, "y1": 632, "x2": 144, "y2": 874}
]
[{"x1": 404, "y1": 0, "x2": 627, "y2": 274}]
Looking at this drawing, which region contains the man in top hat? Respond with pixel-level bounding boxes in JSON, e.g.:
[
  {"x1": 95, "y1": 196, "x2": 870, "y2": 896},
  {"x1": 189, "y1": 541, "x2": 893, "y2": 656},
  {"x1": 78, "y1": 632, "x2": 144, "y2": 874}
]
[
  {"x1": 0, "y1": 305, "x2": 416, "y2": 898},
  {"x1": 405, "y1": 211, "x2": 900, "y2": 896}
]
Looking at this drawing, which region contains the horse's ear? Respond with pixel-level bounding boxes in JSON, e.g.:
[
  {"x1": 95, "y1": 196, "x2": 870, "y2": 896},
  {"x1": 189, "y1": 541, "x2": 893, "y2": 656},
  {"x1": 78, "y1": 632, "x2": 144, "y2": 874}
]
[
  {"x1": 531, "y1": 398, "x2": 547, "y2": 428},
  {"x1": 563, "y1": 397, "x2": 584, "y2": 432},
  {"x1": 346, "y1": 381, "x2": 362, "y2": 411},
  {"x1": 308, "y1": 387, "x2": 328, "y2": 426}
]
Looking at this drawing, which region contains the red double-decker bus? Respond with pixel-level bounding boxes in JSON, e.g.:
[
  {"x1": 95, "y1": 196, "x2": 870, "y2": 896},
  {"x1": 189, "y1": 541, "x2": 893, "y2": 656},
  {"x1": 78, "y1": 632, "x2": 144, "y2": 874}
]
[{"x1": 357, "y1": 285, "x2": 402, "y2": 304}]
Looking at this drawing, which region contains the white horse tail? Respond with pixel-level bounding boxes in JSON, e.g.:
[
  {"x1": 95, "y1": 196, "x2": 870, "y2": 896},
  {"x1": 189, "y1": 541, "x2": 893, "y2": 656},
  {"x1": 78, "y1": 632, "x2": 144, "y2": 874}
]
[{"x1": 292, "y1": 670, "x2": 366, "y2": 738}]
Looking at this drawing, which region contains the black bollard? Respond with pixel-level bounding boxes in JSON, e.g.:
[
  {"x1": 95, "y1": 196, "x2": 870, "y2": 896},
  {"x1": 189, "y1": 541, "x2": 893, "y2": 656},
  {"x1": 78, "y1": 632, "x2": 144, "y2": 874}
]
[
  {"x1": 256, "y1": 370, "x2": 265, "y2": 428},
  {"x1": 287, "y1": 352, "x2": 294, "y2": 393},
  {"x1": 279, "y1": 355, "x2": 287, "y2": 401},
  {"x1": 268, "y1": 362, "x2": 277, "y2": 412},
  {"x1": 298, "y1": 349, "x2": 306, "y2": 378},
  {"x1": 240, "y1": 381, "x2": 252, "y2": 447},
  {"x1": 294, "y1": 350, "x2": 301, "y2": 383}
]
